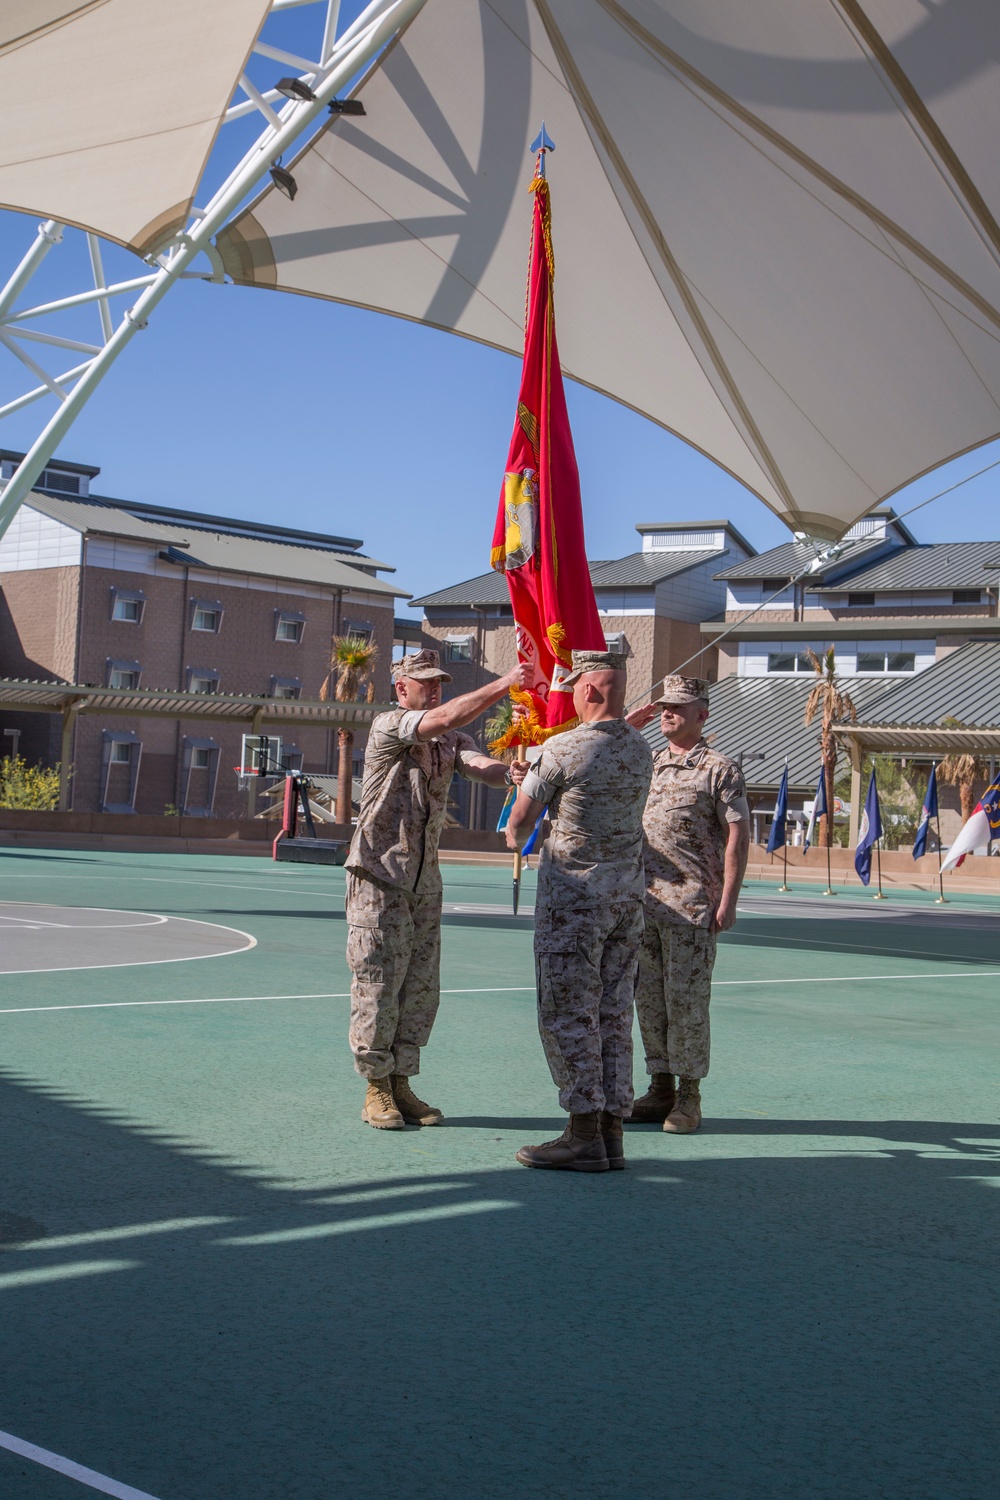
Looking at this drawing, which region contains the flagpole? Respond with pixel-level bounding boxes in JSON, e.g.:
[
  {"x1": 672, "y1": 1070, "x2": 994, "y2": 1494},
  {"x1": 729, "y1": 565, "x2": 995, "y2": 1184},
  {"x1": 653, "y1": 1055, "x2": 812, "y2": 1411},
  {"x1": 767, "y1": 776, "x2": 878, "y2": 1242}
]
[
  {"x1": 934, "y1": 808, "x2": 948, "y2": 903},
  {"x1": 511, "y1": 742, "x2": 526, "y2": 914},
  {"x1": 873, "y1": 836, "x2": 886, "y2": 899}
]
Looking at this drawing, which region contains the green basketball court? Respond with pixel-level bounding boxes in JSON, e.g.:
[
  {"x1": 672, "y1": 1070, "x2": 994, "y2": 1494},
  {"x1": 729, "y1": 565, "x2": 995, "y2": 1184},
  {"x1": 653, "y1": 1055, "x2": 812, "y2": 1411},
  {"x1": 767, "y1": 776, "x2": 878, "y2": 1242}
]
[{"x1": 0, "y1": 847, "x2": 997, "y2": 1499}]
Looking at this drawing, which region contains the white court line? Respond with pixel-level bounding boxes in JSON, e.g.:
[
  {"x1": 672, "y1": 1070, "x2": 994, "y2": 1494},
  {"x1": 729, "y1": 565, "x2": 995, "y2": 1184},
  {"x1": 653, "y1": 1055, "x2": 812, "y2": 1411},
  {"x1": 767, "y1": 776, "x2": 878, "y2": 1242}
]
[
  {"x1": 0, "y1": 1428, "x2": 161, "y2": 1500},
  {"x1": 0, "y1": 908, "x2": 256, "y2": 976},
  {"x1": 0, "y1": 986, "x2": 535, "y2": 1015},
  {"x1": 1, "y1": 970, "x2": 998, "y2": 1018}
]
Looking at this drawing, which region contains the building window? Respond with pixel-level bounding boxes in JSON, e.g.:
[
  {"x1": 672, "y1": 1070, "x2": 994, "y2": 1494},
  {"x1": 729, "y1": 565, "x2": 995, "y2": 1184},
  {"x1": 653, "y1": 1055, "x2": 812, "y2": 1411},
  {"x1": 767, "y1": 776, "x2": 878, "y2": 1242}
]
[
  {"x1": 180, "y1": 737, "x2": 220, "y2": 816},
  {"x1": 761, "y1": 577, "x2": 790, "y2": 593},
  {"x1": 952, "y1": 589, "x2": 981, "y2": 605},
  {"x1": 603, "y1": 632, "x2": 626, "y2": 653},
  {"x1": 192, "y1": 601, "x2": 223, "y2": 632},
  {"x1": 767, "y1": 652, "x2": 813, "y2": 673},
  {"x1": 275, "y1": 611, "x2": 305, "y2": 643},
  {"x1": 110, "y1": 587, "x2": 145, "y2": 623},
  {"x1": 847, "y1": 592, "x2": 876, "y2": 607},
  {"x1": 100, "y1": 731, "x2": 142, "y2": 812},
  {"x1": 107, "y1": 659, "x2": 141, "y2": 690},
  {"x1": 343, "y1": 619, "x2": 373, "y2": 643},
  {"x1": 445, "y1": 633, "x2": 475, "y2": 663},
  {"x1": 283, "y1": 744, "x2": 304, "y2": 773},
  {"x1": 39, "y1": 468, "x2": 81, "y2": 495},
  {"x1": 857, "y1": 650, "x2": 916, "y2": 673},
  {"x1": 270, "y1": 676, "x2": 301, "y2": 700},
  {"x1": 187, "y1": 668, "x2": 220, "y2": 695}
]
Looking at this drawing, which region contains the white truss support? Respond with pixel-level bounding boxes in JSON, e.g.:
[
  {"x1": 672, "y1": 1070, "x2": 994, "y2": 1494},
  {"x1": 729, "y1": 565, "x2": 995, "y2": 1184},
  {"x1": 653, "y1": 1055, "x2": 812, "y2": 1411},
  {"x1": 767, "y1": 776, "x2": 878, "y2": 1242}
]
[
  {"x1": 252, "y1": 40, "x2": 322, "y2": 74},
  {"x1": 270, "y1": 0, "x2": 325, "y2": 10},
  {"x1": 3, "y1": 276, "x2": 159, "y2": 323},
  {"x1": 237, "y1": 72, "x2": 285, "y2": 132},
  {"x1": 0, "y1": 362, "x2": 94, "y2": 421},
  {"x1": 5, "y1": 327, "x2": 102, "y2": 355},
  {"x1": 86, "y1": 234, "x2": 115, "y2": 344},
  {"x1": 0, "y1": 330, "x2": 70, "y2": 401},
  {"x1": 0, "y1": 221, "x2": 63, "y2": 321},
  {"x1": 0, "y1": 0, "x2": 429, "y2": 544},
  {"x1": 321, "y1": 2, "x2": 343, "y2": 67}
]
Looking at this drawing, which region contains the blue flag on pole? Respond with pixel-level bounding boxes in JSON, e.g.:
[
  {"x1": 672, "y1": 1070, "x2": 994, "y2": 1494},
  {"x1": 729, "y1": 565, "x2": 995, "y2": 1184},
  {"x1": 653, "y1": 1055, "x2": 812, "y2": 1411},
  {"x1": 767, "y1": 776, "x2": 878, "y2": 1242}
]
[
  {"x1": 803, "y1": 767, "x2": 828, "y2": 852},
  {"x1": 854, "y1": 767, "x2": 883, "y2": 885},
  {"x1": 767, "y1": 765, "x2": 789, "y2": 853},
  {"x1": 912, "y1": 764, "x2": 938, "y2": 860}
]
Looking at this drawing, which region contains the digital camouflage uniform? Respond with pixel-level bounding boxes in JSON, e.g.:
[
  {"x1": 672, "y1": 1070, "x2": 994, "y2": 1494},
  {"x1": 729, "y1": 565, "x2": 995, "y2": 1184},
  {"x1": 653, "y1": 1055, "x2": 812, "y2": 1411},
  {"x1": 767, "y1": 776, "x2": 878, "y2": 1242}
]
[
  {"x1": 637, "y1": 738, "x2": 749, "y2": 1079},
  {"x1": 524, "y1": 718, "x2": 653, "y2": 1115},
  {"x1": 346, "y1": 706, "x2": 480, "y2": 1079}
]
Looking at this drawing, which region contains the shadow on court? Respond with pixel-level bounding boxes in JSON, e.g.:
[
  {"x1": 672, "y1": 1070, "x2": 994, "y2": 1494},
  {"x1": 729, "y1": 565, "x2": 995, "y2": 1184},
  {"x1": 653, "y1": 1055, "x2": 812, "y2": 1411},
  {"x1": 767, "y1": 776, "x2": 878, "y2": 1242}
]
[
  {"x1": 0, "y1": 1071, "x2": 997, "y2": 1500},
  {"x1": 719, "y1": 915, "x2": 998, "y2": 965}
]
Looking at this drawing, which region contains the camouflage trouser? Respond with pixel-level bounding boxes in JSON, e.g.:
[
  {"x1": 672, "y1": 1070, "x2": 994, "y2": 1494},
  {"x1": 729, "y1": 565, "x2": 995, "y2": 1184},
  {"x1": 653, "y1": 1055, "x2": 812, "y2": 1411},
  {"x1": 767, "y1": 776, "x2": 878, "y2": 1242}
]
[
  {"x1": 635, "y1": 919, "x2": 716, "y2": 1080},
  {"x1": 534, "y1": 901, "x2": 644, "y2": 1116},
  {"x1": 346, "y1": 872, "x2": 442, "y2": 1079}
]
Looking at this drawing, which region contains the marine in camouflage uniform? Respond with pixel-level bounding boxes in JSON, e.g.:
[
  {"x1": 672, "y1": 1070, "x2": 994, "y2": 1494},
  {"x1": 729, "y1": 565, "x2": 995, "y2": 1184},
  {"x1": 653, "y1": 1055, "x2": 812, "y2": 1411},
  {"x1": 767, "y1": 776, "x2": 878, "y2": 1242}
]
[
  {"x1": 346, "y1": 649, "x2": 531, "y2": 1129},
  {"x1": 627, "y1": 675, "x2": 750, "y2": 1133},
  {"x1": 506, "y1": 646, "x2": 653, "y2": 1172}
]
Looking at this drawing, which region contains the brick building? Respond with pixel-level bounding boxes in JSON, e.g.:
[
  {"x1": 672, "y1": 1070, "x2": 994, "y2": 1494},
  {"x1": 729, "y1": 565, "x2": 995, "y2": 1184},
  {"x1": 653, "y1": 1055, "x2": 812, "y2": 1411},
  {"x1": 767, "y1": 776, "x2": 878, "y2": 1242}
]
[{"x1": 0, "y1": 453, "x2": 408, "y2": 816}]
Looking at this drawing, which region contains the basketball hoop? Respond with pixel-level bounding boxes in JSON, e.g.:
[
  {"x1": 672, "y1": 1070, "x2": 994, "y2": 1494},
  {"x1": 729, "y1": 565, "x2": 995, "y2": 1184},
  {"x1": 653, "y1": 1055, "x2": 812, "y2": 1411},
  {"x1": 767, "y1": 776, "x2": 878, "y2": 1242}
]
[{"x1": 234, "y1": 765, "x2": 252, "y2": 793}]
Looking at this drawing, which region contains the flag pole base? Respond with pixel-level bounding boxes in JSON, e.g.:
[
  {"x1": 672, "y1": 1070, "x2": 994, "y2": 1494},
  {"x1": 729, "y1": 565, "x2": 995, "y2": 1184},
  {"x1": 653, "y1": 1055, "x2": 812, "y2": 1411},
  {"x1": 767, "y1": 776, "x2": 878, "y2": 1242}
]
[
  {"x1": 934, "y1": 895, "x2": 949, "y2": 904},
  {"x1": 872, "y1": 892, "x2": 888, "y2": 900},
  {"x1": 777, "y1": 883, "x2": 791, "y2": 892},
  {"x1": 821, "y1": 887, "x2": 836, "y2": 896}
]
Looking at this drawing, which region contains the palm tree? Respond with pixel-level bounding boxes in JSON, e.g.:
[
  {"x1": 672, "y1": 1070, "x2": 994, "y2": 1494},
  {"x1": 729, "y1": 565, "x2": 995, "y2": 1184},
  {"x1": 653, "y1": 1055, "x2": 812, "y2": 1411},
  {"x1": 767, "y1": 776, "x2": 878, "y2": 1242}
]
[
  {"x1": 803, "y1": 647, "x2": 857, "y2": 847},
  {"x1": 321, "y1": 635, "x2": 379, "y2": 825},
  {"x1": 939, "y1": 717, "x2": 990, "y2": 822}
]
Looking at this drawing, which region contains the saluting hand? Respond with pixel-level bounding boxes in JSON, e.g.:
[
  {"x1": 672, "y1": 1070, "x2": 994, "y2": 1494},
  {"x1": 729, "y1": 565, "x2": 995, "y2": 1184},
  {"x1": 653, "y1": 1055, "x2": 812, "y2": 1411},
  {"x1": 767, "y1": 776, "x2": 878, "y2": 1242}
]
[{"x1": 625, "y1": 703, "x2": 658, "y2": 730}]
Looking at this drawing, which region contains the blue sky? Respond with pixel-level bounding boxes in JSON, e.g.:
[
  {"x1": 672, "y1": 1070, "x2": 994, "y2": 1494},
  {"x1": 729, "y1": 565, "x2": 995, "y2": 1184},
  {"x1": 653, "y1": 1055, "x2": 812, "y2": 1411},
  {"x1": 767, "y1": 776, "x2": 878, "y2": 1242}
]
[{"x1": 1, "y1": 1, "x2": 999, "y2": 607}]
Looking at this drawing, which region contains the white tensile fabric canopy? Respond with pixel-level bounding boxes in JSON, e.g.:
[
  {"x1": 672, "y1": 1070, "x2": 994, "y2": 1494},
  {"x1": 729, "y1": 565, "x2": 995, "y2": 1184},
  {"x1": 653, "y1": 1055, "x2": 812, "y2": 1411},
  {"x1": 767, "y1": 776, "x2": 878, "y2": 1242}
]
[
  {"x1": 0, "y1": 0, "x2": 270, "y2": 254},
  {"x1": 216, "y1": 0, "x2": 1000, "y2": 541}
]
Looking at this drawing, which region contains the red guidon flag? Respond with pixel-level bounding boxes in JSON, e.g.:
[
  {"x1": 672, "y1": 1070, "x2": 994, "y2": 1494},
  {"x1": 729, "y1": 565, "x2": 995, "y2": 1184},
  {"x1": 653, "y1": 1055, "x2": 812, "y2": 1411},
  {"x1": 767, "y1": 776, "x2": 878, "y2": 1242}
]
[{"x1": 489, "y1": 157, "x2": 604, "y2": 749}]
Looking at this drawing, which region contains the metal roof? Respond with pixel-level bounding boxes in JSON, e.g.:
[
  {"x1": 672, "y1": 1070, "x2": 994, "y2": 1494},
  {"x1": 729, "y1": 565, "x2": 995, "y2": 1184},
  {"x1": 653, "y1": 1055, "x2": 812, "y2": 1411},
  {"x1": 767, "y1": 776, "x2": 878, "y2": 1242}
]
[
  {"x1": 20, "y1": 495, "x2": 408, "y2": 599},
  {"x1": 412, "y1": 548, "x2": 726, "y2": 607},
  {"x1": 589, "y1": 549, "x2": 722, "y2": 588},
  {"x1": 714, "y1": 534, "x2": 891, "y2": 582},
  {"x1": 842, "y1": 639, "x2": 1000, "y2": 728},
  {"x1": 640, "y1": 639, "x2": 1000, "y2": 797},
  {"x1": 811, "y1": 541, "x2": 1000, "y2": 593},
  {"x1": 0, "y1": 679, "x2": 391, "y2": 729},
  {"x1": 641, "y1": 674, "x2": 889, "y2": 798},
  {"x1": 411, "y1": 571, "x2": 513, "y2": 608}
]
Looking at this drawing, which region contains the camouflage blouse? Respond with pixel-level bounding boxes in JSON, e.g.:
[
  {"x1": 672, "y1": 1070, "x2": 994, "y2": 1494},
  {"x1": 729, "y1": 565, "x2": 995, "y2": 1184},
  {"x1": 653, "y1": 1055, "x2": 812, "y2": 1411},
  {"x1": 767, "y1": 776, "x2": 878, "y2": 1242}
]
[
  {"x1": 347, "y1": 708, "x2": 480, "y2": 895},
  {"x1": 523, "y1": 717, "x2": 654, "y2": 910},
  {"x1": 642, "y1": 738, "x2": 749, "y2": 928}
]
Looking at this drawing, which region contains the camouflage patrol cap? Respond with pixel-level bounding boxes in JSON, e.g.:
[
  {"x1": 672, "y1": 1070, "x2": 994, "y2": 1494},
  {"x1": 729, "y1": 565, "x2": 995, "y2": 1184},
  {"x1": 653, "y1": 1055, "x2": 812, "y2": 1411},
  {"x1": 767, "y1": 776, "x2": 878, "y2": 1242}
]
[
  {"x1": 562, "y1": 641, "x2": 632, "y2": 688},
  {"x1": 654, "y1": 674, "x2": 711, "y2": 705},
  {"x1": 391, "y1": 648, "x2": 453, "y2": 683}
]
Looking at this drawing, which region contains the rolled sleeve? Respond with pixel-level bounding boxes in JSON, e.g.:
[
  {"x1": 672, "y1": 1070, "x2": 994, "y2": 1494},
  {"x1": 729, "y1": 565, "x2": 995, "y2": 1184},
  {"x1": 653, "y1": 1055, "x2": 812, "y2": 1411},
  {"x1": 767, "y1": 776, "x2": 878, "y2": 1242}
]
[
  {"x1": 395, "y1": 709, "x2": 427, "y2": 745},
  {"x1": 714, "y1": 763, "x2": 750, "y2": 826},
  {"x1": 453, "y1": 732, "x2": 482, "y2": 780},
  {"x1": 522, "y1": 768, "x2": 560, "y2": 806}
]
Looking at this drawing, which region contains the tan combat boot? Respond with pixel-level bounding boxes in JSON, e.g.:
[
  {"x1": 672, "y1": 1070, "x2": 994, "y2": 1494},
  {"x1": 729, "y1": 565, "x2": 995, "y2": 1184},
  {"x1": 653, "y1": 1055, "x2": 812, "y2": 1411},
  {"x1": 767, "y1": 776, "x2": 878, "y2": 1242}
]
[
  {"x1": 515, "y1": 1113, "x2": 610, "y2": 1172},
  {"x1": 361, "y1": 1076, "x2": 405, "y2": 1130},
  {"x1": 600, "y1": 1111, "x2": 625, "y2": 1171},
  {"x1": 663, "y1": 1077, "x2": 702, "y2": 1134},
  {"x1": 627, "y1": 1073, "x2": 676, "y2": 1124},
  {"x1": 391, "y1": 1074, "x2": 444, "y2": 1126}
]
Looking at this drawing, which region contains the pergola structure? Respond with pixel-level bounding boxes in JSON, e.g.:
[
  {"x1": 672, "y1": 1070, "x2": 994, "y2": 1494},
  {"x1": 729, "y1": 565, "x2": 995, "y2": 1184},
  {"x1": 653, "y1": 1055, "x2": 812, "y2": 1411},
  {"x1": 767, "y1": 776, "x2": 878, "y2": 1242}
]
[
  {"x1": 0, "y1": 678, "x2": 387, "y2": 813},
  {"x1": 2, "y1": 3, "x2": 1000, "y2": 564},
  {"x1": 834, "y1": 723, "x2": 1000, "y2": 847}
]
